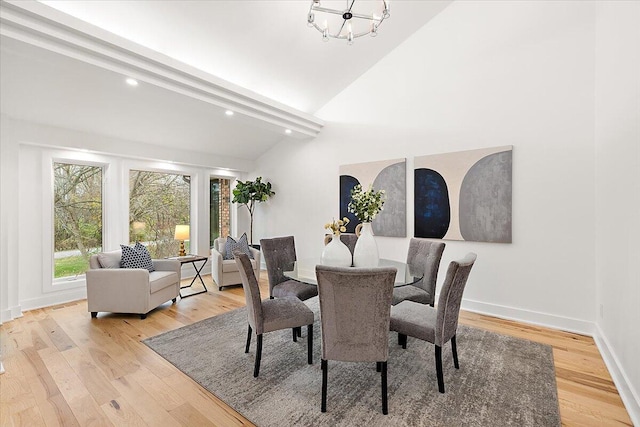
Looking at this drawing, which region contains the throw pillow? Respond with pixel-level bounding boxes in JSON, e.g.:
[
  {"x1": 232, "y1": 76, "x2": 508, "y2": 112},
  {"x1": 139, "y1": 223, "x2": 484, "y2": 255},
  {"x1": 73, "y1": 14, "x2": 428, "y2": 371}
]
[
  {"x1": 224, "y1": 233, "x2": 254, "y2": 260},
  {"x1": 120, "y1": 243, "x2": 155, "y2": 272},
  {"x1": 97, "y1": 250, "x2": 122, "y2": 269}
]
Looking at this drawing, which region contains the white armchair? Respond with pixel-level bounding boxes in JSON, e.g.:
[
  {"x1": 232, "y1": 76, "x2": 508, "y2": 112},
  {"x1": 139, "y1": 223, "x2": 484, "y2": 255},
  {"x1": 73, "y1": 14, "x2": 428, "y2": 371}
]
[
  {"x1": 86, "y1": 250, "x2": 181, "y2": 319},
  {"x1": 211, "y1": 237, "x2": 261, "y2": 291}
]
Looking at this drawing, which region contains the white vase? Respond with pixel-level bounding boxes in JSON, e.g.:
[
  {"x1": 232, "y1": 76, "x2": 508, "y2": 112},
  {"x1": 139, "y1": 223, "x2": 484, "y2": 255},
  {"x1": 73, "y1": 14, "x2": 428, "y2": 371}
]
[
  {"x1": 353, "y1": 222, "x2": 379, "y2": 267},
  {"x1": 321, "y1": 234, "x2": 352, "y2": 267}
]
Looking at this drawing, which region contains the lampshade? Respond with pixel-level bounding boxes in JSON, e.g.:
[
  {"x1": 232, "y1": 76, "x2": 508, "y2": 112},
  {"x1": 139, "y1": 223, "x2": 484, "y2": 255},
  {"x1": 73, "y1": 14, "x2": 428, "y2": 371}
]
[{"x1": 174, "y1": 225, "x2": 190, "y2": 241}]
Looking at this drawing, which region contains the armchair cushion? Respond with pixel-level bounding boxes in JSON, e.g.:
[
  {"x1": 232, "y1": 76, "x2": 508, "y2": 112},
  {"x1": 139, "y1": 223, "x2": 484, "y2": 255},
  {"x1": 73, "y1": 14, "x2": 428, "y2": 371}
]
[
  {"x1": 224, "y1": 233, "x2": 253, "y2": 260},
  {"x1": 149, "y1": 271, "x2": 180, "y2": 293},
  {"x1": 120, "y1": 243, "x2": 155, "y2": 272},
  {"x1": 97, "y1": 250, "x2": 122, "y2": 269}
]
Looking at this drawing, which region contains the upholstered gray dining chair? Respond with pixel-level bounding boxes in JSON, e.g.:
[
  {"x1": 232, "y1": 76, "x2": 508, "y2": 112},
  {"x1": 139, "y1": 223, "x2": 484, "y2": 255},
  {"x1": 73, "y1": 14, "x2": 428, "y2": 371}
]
[
  {"x1": 323, "y1": 232, "x2": 358, "y2": 256},
  {"x1": 235, "y1": 252, "x2": 314, "y2": 377},
  {"x1": 315, "y1": 265, "x2": 396, "y2": 415},
  {"x1": 260, "y1": 236, "x2": 318, "y2": 301},
  {"x1": 392, "y1": 238, "x2": 446, "y2": 306},
  {"x1": 390, "y1": 253, "x2": 477, "y2": 393}
]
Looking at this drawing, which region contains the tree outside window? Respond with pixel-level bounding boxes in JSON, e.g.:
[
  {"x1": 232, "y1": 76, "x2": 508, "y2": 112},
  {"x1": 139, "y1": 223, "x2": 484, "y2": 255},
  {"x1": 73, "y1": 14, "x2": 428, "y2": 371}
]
[
  {"x1": 129, "y1": 170, "x2": 190, "y2": 258},
  {"x1": 53, "y1": 163, "x2": 103, "y2": 278}
]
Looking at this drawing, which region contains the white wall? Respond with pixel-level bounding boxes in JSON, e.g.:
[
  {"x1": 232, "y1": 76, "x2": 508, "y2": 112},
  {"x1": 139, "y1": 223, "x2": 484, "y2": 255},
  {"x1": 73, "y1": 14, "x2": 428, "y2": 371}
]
[
  {"x1": 594, "y1": 1, "x2": 640, "y2": 422},
  {"x1": 0, "y1": 115, "x2": 245, "y2": 321},
  {"x1": 255, "y1": 1, "x2": 597, "y2": 332}
]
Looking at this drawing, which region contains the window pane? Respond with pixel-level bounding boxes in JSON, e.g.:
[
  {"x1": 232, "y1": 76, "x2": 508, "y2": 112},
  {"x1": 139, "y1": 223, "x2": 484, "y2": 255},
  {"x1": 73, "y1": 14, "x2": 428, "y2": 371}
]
[
  {"x1": 130, "y1": 170, "x2": 190, "y2": 258},
  {"x1": 210, "y1": 178, "x2": 230, "y2": 246},
  {"x1": 54, "y1": 163, "x2": 103, "y2": 279}
]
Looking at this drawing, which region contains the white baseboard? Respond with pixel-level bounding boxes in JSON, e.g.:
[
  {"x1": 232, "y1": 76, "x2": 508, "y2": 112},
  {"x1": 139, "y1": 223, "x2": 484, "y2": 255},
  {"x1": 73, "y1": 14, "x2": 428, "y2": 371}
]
[
  {"x1": 461, "y1": 297, "x2": 595, "y2": 336},
  {"x1": 20, "y1": 288, "x2": 87, "y2": 313},
  {"x1": 0, "y1": 305, "x2": 22, "y2": 323},
  {"x1": 593, "y1": 324, "x2": 640, "y2": 426}
]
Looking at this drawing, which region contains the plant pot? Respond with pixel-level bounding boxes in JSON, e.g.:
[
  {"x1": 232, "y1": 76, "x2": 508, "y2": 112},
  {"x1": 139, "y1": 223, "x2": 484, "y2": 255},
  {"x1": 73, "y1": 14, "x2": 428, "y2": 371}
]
[
  {"x1": 321, "y1": 234, "x2": 352, "y2": 267},
  {"x1": 353, "y1": 222, "x2": 379, "y2": 267}
]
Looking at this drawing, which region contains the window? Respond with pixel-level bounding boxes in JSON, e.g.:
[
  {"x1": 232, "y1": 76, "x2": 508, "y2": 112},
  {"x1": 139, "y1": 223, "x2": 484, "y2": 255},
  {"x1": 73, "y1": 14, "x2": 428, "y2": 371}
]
[
  {"x1": 210, "y1": 178, "x2": 231, "y2": 246},
  {"x1": 129, "y1": 170, "x2": 190, "y2": 258},
  {"x1": 53, "y1": 162, "x2": 103, "y2": 279}
]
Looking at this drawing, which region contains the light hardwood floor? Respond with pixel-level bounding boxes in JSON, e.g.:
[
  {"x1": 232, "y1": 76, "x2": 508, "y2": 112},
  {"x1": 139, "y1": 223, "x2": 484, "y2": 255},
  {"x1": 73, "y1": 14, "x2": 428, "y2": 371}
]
[{"x1": 0, "y1": 273, "x2": 633, "y2": 426}]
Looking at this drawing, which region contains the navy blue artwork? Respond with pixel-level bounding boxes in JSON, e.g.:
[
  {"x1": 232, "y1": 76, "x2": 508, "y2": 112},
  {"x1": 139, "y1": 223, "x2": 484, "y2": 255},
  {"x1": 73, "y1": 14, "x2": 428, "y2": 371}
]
[
  {"x1": 339, "y1": 175, "x2": 360, "y2": 233},
  {"x1": 414, "y1": 168, "x2": 450, "y2": 239}
]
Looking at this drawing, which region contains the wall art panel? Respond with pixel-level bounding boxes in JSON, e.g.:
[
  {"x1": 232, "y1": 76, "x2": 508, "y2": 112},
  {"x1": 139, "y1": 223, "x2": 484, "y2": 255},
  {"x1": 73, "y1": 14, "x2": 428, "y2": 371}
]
[
  {"x1": 414, "y1": 146, "x2": 512, "y2": 243},
  {"x1": 339, "y1": 158, "x2": 406, "y2": 237}
]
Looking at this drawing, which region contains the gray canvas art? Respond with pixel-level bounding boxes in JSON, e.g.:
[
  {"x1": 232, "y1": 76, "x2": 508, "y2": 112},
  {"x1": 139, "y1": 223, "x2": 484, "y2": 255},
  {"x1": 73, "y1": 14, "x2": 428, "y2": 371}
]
[
  {"x1": 339, "y1": 158, "x2": 406, "y2": 237},
  {"x1": 414, "y1": 146, "x2": 513, "y2": 243}
]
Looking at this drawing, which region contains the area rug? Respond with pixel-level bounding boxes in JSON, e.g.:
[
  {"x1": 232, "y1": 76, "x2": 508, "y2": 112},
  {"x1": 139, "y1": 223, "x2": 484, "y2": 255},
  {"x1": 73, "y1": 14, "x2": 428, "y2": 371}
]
[{"x1": 143, "y1": 298, "x2": 561, "y2": 426}]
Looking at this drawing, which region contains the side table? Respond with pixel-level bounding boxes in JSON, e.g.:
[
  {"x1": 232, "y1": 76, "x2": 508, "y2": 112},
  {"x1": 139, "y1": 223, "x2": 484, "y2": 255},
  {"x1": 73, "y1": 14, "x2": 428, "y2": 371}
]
[{"x1": 167, "y1": 255, "x2": 209, "y2": 298}]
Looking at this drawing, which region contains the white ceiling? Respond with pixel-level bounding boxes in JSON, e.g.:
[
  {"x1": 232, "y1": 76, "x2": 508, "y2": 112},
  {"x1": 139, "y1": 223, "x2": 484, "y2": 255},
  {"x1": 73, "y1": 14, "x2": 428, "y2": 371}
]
[{"x1": 1, "y1": 1, "x2": 451, "y2": 161}]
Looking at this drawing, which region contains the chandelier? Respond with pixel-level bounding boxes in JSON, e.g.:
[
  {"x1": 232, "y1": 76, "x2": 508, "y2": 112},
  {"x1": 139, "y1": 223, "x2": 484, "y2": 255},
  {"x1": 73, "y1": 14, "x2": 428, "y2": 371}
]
[{"x1": 307, "y1": 1, "x2": 391, "y2": 45}]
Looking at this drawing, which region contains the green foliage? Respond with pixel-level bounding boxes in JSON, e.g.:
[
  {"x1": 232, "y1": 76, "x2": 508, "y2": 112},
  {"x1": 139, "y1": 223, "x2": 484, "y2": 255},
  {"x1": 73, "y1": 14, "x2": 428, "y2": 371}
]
[
  {"x1": 54, "y1": 255, "x2": 89, "y2": 278},
  {"x1": 231, "y1": 177, "x2": 275, "y2": 244},
  {"x1": 129, "y1": 171, "x2": 191, "y2": 258},
  {"x1": 348, "y1": 184, "x2": 385, "y2": 223}
]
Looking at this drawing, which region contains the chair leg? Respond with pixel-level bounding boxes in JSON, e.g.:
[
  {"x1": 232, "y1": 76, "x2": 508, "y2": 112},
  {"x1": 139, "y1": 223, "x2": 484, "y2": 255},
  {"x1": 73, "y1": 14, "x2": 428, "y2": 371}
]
[
  {"x1": 307, "y1": 324, "x2": 313, "y2": 364},
  {"x1": 297, "y1": 327, "x2": 302, "y2": 337},
  {"x1": 292, "y1": 328, "x2": 298, "y2": 342},
  {"x1": 140, "y1": 313, "x2": 147, "y2": 320},
  {"x1": 376, "y1": 362, "x2": 381, "y2": 372},
  {"x1": 253, "y1": 334, "x2": 263, "y2": 377},
  {"x1": 381, "y1": 361, "x2": 388, "y2": 415},
  {"x1": 245, "y1": 325, "x2": 252, "y2": 353},
  {"x1": 435, "y1": 345, "x2": 445, "y2": 393},
  {"x1": 90, "y1": 312, "x2": 97, "y2": 318},
  {"x1": 451, "y1": 335, "x2": 459, "y2": 369},
  {"x1": 321, "y1": 359, "x2": 328, "y2": 412},
  {"x1": 398, "y1": 333, "x2": 407, "y2": 349},
  {"x1": 172, "y1": 298, "x2": 177, "y2": 303}
]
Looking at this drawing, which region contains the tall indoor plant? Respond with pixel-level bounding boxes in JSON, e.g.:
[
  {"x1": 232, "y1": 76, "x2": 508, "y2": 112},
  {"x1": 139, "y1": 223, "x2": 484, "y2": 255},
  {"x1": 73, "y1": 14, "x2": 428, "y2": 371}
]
[{"x1": 232, "y1": 176, "x2": 275, "y2": 246}]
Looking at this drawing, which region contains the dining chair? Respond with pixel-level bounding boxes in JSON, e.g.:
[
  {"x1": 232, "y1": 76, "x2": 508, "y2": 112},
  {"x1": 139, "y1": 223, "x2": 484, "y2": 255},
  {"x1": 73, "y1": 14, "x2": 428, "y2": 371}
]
[
  {"x1": 315, "y1": 265, "x2": 396, "y2": 414},
  {"x1": 391, "y1": 238, "x2": 446, "y2": 306},
  {"x1": 390, "y1": 253, "x2": 477, "y2": 393},
  {"x1": 323, "y1": 232, "x2": 358, "y2": 255},
  {"x1": 260, "y1": 236, "x2": 318, "y2": 301},
  {"x1": 234, "y1": 252, "x2": 314, "y2": 377}
]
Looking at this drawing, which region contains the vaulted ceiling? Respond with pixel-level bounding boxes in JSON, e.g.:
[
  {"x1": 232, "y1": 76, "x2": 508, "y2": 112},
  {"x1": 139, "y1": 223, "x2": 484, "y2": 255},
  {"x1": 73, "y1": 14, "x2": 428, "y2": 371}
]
[{"x1": 1, "y1": 1, "x2": 451, "y2": 162}]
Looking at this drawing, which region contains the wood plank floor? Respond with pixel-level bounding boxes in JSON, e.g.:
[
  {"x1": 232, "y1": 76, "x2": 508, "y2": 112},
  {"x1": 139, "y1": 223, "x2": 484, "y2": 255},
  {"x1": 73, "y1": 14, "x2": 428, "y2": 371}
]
[{"x1": 0, "y1": 273, "x2": 633, "y2": 426}]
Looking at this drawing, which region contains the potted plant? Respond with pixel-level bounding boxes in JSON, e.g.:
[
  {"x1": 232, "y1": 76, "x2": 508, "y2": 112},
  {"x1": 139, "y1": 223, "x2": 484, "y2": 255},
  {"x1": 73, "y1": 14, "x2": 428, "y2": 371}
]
[
  {"x1": 232, "y1": 176, "x2": 275, "y2": 247},
  {"x1": 348, "y1": 184, "x2": 385, "y2": 267}
]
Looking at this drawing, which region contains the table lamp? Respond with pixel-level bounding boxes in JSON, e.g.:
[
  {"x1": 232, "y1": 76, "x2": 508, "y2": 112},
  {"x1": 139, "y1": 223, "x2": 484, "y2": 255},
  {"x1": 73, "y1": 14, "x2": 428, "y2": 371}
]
[{"x1": 174, "y1": 225, "x2": 189, "y2": 256}]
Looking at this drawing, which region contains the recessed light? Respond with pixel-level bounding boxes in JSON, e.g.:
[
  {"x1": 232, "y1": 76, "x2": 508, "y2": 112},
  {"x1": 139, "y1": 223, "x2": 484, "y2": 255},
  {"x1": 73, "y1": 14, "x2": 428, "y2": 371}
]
[
  {"x1": 285, "y1": 129, "x2": 292, "y2": 134},
  {"x1": 126, "y1": 78, "x2": 139, "y2": 86},
  {"x1": 225, "y1": 110, "x2": 234, "y2": 116}
]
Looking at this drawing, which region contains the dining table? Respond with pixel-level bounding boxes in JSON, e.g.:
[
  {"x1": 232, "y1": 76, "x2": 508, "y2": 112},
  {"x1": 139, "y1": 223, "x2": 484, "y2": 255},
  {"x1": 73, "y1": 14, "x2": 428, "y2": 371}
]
[{"x1": 283, "y1": 258, "x2": 423, "y2": 287}]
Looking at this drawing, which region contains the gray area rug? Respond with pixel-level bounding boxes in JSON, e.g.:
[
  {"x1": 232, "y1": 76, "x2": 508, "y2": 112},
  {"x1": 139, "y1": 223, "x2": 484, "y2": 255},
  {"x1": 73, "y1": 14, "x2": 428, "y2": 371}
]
[{"x1": 143, "y1": 298, "x2": 560, "y2": 426}]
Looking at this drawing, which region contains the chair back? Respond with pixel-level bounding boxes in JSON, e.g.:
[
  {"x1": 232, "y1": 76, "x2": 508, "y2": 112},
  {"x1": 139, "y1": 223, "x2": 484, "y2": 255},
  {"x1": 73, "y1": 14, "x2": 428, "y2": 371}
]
[
  {"x1": 323, "y1": 233, "x2": 358, "y2": 255},
  {"x1": 315, "y1": 265, "x2": 396, "y2": 362},
  {"x1": 213, "y1": 237, "x2": 226, "y2": 254},
  {"x1": 406, "y1": 238, "x2": 445, "y2": 303},
  {"x1": 435, "y1": 253, "x2": 477, "y2": 346},
  {"x1": 234, "y1": 252, "x2": 265, "y2": 334},
  {"x1": 260, "y1": 236, "x2": 297, "y2": 295}
]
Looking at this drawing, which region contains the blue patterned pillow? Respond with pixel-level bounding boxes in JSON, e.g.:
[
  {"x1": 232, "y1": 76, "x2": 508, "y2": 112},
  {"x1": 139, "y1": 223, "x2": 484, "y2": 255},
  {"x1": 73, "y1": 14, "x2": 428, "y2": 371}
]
[
  {"x1": 224, "y1": 233, "x2": 253, "y2": 260},
  {"x1": 120, "y1": 243, "x2": 155, "y2": 272}
]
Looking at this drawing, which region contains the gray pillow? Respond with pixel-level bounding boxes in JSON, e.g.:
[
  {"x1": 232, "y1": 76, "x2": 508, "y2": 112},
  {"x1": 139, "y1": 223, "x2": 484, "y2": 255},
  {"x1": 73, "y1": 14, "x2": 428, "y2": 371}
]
[
  {"x1": 224, "y1": 233, "x2": 253, "y2": 260},
  {"x1": 97, "y1": 250, "x2": 122, "y2": 269},
  {"x1": 120, "y1": 243, "x2": 155, "y2": 272}
]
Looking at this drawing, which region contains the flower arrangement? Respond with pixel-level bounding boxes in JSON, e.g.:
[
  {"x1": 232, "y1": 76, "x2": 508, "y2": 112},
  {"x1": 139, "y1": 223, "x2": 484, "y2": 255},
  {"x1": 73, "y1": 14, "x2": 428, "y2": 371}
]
[
  {"x1": 348, "y1": 184, "x2": 385, "y2": 223},
  {"x1": 325, "y1": 217, "x2": 350, "y2": 235}
]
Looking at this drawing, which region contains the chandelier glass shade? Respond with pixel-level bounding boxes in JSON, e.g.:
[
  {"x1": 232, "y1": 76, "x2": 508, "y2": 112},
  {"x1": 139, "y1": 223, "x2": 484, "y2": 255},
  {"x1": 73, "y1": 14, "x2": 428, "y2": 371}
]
[{"x1": 307, "y1": 0, "x2": 390, "y2": 44}]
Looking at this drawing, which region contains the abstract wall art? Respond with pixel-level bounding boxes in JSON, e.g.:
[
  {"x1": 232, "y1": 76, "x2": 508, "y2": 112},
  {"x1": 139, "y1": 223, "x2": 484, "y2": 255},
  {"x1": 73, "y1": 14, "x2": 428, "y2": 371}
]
[
  {"x1": 414, "y1": 146, "x2": 513, "y2": 243},
  {"x1": 339, "y1": 158, "x2": 406, "y2": 237}
]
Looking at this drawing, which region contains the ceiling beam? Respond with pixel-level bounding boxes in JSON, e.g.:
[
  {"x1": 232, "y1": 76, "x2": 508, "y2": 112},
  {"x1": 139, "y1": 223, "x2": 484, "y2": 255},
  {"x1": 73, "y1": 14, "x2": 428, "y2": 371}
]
[{"x1": 0, "y1": 0, "x2": 325, "y2": 139}]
